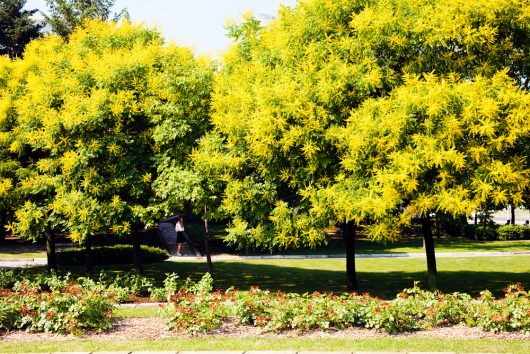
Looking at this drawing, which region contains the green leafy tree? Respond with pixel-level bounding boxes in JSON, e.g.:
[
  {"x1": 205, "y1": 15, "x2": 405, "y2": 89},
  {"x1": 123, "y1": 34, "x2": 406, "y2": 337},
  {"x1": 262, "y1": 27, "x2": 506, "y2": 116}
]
[
  {"x1": 196, "y1": 0, "x2": 530, "y2": 290},
  {"x1": 0, "y1": 0, "x2": 42, "y2": 58},
  {"x1": 44, "y1": 0, "x2": 127, "y2": 37},
  {"x1": 4, "y1": 20, "x2": 213, "y2": 271}
]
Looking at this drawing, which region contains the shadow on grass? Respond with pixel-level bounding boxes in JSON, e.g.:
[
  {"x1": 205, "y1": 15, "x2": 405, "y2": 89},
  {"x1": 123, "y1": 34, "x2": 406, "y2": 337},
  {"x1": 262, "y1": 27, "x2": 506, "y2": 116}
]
[
  {"x1": 19, "y1": 258, "x2": 530, "y2": 300},
  {"x1": 0, "y1": 238, "x2": 44, "y2": 256},
  {"x1": 137, "y1": 261, "x2": 530, "y2": 299}
]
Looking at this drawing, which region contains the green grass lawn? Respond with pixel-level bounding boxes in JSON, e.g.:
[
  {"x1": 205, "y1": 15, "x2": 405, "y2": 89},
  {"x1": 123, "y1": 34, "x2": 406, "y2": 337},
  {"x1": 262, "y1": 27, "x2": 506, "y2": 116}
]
[
  {"x1": 113, "y1": 306, "x2": 159, "y2": 318},
  {"x1": 1, "y1": 337, "x2": 528, "y2": 353},
  {"x1": 355, "y1": 237, "x2": 530, "y2": 254}
]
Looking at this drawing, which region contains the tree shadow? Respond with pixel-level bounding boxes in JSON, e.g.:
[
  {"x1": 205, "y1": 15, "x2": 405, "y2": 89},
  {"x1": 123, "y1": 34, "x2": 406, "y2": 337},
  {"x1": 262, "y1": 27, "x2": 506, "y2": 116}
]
[
  {"x1": 139, "y1": 261, "x2": 530, "y2": 299},
  {"x1": 0, "y1": 237, "x2": 44, "y2": 256},
  {"x1": 16, "y1": 257, "x2": 530, "y2": 300}
]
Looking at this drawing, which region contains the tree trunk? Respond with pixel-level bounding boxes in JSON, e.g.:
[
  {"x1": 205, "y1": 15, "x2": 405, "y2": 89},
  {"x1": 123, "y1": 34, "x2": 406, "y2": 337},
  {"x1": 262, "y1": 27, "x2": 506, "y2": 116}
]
[
  {"x1": 434, "y1": 214, "x2": 441, "y2": 238},
  {"x1": 511, "y1": 205, "x2": 516, "y2": 225},
  {"x1": 202, "y1": 216, "x2": 214, "y2": 280},
  {"x1": 421, "y1": 215, "x2": 437, "y2": 290},
  {"x1": 132, "y1": 227, "x2": 143, "y2": 274},
  {"x1": 46, "y1": 231, "x2": 57, "y2": 272},
  {"x1": 343, "y1": 221, "x2": 357, "y2": 291},
  {"x1": 85, "y1": 235, "x2": 93, "y2": 273}
]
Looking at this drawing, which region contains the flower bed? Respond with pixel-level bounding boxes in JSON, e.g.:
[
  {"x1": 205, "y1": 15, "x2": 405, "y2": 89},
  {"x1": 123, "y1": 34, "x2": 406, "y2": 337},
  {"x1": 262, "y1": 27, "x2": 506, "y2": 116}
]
[
  {"x1": 160, "y1": 275, "x2": 530, "y2": 335},
  {"x1": 2, "y1": 269, "x2": 529, "y2": 336},
  {"x1": 0, "y1": 269, "x2": 165, "y2": 334},
  {"x1": 0, "y1": 281, "x2": 114, "y2": 334}
]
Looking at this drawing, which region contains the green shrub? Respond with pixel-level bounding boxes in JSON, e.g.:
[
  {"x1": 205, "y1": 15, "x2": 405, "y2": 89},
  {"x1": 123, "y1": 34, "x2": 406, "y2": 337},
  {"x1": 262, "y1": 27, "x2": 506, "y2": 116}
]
[
  {"x1": 0, "y1": 269, "x2": 175, "y2": 304},
  {"x1": 58, "y1": 244, "x2": 169, "y2": 266},
  {"x1": 94, "y1": 271, "x2": 155, "y2": 301},
  {"x1": 497, "y1": 225, "x2": 530, "y2": 240},
  {"x1": 158, "y1": 273, "x2": 225, "y2": 334},
  {"x1": 0, "y1": 281, "x2": 114, "y2": 334},
  {"x1": 160, "y1": 281, "x2": 530, "y2": 335},
  {"x1": 0, "y1": 269, "x2": 17, "y2": 289},
  {"x1": 468, "y1": 283, "x2": 530, "y2": 332},
  {"x1": 473, "y1": 225, "x2": 498, "y2": 240}
]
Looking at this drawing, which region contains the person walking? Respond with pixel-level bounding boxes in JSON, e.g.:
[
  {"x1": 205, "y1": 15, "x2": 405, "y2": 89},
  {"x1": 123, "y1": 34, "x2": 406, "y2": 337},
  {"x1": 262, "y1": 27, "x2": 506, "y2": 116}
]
[{"x1": 175, "y1": 216, "x2": 185, "y2": 256}]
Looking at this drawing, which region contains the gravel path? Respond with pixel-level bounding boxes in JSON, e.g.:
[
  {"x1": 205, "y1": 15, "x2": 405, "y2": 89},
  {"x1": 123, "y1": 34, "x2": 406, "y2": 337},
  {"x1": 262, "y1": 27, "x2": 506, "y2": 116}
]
[{"x1": 1, "y1": 317, "x2": 530, "y2": 342}]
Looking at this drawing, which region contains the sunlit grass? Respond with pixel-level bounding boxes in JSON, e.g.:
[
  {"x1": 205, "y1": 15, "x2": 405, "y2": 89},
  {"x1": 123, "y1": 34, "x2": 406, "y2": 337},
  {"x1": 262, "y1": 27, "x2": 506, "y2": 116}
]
[
  {"x1": 113, "y1": 306, "x2": 159, "y2": 318},
  {"x1": 0, "y1": 337, "x2": 528, "y2": 353}
]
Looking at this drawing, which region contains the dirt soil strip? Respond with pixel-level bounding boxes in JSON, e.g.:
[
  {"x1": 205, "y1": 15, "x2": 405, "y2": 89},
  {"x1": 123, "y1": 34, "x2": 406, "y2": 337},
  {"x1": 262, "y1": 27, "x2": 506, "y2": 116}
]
[{"x1": 1, "y1": 317, "x2": 530, "y2": 342}]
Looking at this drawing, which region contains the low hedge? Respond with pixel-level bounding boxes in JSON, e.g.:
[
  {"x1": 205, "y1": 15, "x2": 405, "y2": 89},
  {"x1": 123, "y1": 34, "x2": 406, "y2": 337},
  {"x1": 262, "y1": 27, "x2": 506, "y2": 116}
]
[
  {"x1": 464, "y1": 225, "x2": 530, "y2": 241},
  {"x1": 497, "y1": 225, "x2": 530, "y2": 240},
  {"x1": 58, "y1": 244, "x2": 169, "y2": 266},
  {"x1": 472, "y1": 225, "x2": 499, "y2": 240}
]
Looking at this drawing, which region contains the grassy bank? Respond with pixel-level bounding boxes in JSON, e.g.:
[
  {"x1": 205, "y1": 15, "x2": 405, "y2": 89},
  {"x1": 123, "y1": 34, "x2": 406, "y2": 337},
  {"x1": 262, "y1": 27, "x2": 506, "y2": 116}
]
[{"x1": 0, "y1": 337, "x2": 528, "y2": 353}]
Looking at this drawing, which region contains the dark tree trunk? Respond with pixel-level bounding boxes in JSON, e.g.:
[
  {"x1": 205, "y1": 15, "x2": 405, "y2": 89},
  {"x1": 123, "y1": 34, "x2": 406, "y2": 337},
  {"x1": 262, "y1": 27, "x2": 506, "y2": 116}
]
[
  {"x1": 0, "y1": 211, "x2": 6, "y2": 243},
  {"x1": 132, "y1": 227, "x2": 143, "y2": 274},
  {"x1": 46, "y1": 231, "x2": 57, "y2": 272},
  {"x1": 511, "y1": 205, "x2": 516, "y2": 225},
  {"x1": 202, "y1": 216, "x2": 214, "y2": 281},
  {"x1": 421, "y1": 215, "x2": 437, "y2": 290},
  {"x1": 343, "y1": 221, "x2": 357, "y2": 291},
  {"x1": 85, "y1": 235, "x2": 93, "y2": 273},
  {"x1": 434, "y1": 214, "x2": 441, "y2": 238}
]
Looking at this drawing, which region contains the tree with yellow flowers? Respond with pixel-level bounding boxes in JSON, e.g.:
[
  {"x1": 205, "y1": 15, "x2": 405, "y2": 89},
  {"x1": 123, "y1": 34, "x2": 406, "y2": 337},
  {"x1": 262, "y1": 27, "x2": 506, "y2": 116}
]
[
  {"x1": 324, "y1": 72, "x2": 530, "y2": 289},
  {"x1": 3, "y1": 20, "x2": 213, "y2": 271},
  {"x1": 196, "y1": 0, "x2": 530, "y2": 290},
  {"x1": 0, "y1": 55, "x2": 20, "y2": 243}
]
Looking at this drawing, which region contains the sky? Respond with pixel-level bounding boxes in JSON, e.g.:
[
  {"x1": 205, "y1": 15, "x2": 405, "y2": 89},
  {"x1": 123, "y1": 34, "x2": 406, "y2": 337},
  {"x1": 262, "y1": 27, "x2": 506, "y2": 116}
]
[{"x1": 25, "y1": 0, "x2": 299, "y2": 57}]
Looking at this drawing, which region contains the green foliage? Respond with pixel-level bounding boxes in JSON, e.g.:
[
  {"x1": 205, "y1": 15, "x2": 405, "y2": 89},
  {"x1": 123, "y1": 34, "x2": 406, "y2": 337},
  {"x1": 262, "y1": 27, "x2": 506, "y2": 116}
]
[
  {"x1": 468, "y1": 283, "x2": 530, "y2": 332},
  {"x1": 0, "y1": 268, "x2": 215, "y2": 305},
  {"x1": 150, "y1": 272, "x2": 215, "y2": 302},
  {"x1": 328, "y1": 72, "x2": 530, "y2": 240},
  {"x1": 161, "y1": 282, "x2": 530, "y2": 335},
  {"x1": 0, "y1": 280, "x2": 114, "y2": 334},
  {"x1": 197, "y1": 0, "x2": 530, "y2": 250},
  {"x1": 57, "y1": 244, "x2": 169, "y2": 266},
  {"x1": 158, "y1": 273, "x2": 224, "y2": 335},
  {"x1": 0, "y1": 0, "x2": 42, "y2": 58},
  {"x1": 0, "y1": 268, "x2": 16, "y2": 288},
  {"x1": 44, "y1": 0, "x2": 127, "y2": 37},
  {"x1": 472, "y1": 226, "x2": 499, "y2": 240},
  {"x1": 497, "y1": 225, "x2": 530, "y2": 240},
  {"x1": 1, "y1": 20, "x2": 214, "y2": 244}
]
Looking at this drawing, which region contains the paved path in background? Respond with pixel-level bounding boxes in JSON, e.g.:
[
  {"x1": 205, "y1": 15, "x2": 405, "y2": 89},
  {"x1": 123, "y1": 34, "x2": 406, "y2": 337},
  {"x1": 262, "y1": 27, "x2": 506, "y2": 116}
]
[
  {"x1": 167, "y1": 250, "x2": 530, "y2": 262},
  {"x1": 1, "y1": 250, "x2": 530, "y2": 268}
]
